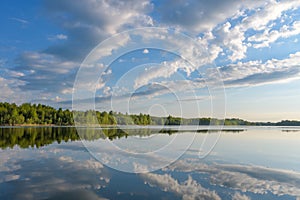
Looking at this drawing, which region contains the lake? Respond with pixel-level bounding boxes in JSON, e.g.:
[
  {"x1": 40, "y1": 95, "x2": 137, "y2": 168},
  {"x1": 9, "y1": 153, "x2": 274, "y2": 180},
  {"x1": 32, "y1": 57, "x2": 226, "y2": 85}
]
[{"x1": 1, "y1": 126, "x2": 300, "y2": 200}]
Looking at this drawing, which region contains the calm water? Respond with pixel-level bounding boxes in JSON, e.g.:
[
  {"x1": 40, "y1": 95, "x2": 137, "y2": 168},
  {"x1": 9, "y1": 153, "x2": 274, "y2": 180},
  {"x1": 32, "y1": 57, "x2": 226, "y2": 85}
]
[{"x1": 0, "y1": 126, "x2": 300, "y2": 200}]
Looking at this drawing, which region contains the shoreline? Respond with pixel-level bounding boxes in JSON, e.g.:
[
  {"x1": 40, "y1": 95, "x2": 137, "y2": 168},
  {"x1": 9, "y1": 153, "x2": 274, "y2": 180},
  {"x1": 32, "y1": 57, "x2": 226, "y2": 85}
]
[{"x1": 1, "y1": 124, "x2": 300, "y2": 128}]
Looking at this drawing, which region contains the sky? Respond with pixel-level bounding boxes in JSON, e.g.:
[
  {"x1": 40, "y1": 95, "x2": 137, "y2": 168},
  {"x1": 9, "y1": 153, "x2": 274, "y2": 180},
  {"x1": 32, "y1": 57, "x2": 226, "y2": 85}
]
[{"x1": 1, "y1": 0, "x2": 300, "y2": 121}]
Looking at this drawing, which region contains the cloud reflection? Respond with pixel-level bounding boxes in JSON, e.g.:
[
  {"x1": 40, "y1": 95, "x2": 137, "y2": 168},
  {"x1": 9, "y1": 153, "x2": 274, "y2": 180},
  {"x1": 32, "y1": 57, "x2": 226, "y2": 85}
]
[
  {"x1": 141, "y1": 173, "x2": 221, "y2": 200},
  {"x1": 0, "y1": 146, "x2": 110, "y2": 200},
  {"x1": 166, "y1": 158, "x2": 300, "y2": 198}
]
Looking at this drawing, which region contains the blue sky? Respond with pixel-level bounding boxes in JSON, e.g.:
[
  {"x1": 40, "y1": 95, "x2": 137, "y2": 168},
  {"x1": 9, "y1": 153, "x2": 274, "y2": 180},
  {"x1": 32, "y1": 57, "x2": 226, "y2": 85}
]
[{"x1": 1, "y1": 0, "x2": 300, "y2": 121}]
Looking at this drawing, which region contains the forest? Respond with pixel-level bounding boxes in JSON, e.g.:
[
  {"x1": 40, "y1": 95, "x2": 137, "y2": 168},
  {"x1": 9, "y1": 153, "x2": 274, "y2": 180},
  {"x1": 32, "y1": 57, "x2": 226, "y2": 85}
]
[{"x1": 0, "y1": 102, "x2": 300, "y2": 126}]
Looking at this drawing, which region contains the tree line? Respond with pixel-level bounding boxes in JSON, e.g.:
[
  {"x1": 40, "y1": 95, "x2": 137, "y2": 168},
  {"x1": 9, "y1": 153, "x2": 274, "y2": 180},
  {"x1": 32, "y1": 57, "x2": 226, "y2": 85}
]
[
  {"x1": 0, "y1": 102, "x2": 153, "y2": 126},
  {"x1": 0, "y1": 102, "x2": 73, "y2": 126},
  {"x1": 1, "y1": 102, "x2": 300, "y2": 126}
]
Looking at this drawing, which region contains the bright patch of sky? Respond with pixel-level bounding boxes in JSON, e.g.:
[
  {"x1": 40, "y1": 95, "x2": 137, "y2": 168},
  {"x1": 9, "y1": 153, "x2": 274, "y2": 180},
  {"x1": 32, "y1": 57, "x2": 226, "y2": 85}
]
[{"x1": 1, "y1": 0, "x2": 300, "y2": 121}]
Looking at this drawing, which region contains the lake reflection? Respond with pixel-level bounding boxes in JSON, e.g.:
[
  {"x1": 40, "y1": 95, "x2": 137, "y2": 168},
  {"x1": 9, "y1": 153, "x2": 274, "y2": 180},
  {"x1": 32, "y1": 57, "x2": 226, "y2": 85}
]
[{"x1": 0, "y1": 126, "x2": 300, "y2": 200}]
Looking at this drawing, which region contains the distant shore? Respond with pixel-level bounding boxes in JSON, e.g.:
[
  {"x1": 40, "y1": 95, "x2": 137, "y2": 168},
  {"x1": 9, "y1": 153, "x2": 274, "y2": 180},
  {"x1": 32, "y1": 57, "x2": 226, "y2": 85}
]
[
  {"x1": 1, "y1": 102, "x2": 300, "y2": 127},
  {"x1": 1, "y1": 124, "x2": 300, "y2": 128}
]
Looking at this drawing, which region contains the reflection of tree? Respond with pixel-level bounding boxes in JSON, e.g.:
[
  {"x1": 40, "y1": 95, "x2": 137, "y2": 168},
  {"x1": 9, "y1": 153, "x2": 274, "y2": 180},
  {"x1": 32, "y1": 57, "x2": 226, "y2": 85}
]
[
  {"x1": 0, "y1": 127, "x2": 168, "y2": 149},
  {"x1": 0, "y1": 127, "x2": 79, "y2": 149},
  {"x1": 0, "y1": 127, "x2": 246, "y2": 149}
]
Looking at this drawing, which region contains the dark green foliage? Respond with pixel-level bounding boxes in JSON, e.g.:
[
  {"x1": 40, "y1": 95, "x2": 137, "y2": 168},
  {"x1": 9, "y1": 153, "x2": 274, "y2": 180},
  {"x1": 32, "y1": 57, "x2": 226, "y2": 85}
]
[
  {"x1": 0, "y1": 102, "x2": 153, "y2": 126},
  {"x1": 165, "y1": 115, "x2": 181, "y2": 125},
  {"x1": 275, "y1": 120, "x2": 300, "y2": 126},
  {"x1": 0, "y1": 102, "x2": 74, "y2": 126},
  {"x1": 1, "y1": 102, "x2": 300, "y2": 126}
]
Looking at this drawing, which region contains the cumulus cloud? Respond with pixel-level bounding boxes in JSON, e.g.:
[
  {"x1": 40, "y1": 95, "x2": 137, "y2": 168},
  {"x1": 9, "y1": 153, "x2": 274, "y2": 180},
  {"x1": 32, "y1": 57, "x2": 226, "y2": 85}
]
[
  {"x1": 3, "y1": 0, "x2": 155, "y2": 102},
  {"x1": 103, "y1": 86, "x2": 111, "y2": 96},
  {"x1": 43, "y1": 0, "x2": 153, "y2": 61},
  {"x1": 156, "y1": 0, "x2": 262, "y2": 33},
  {"x1": 132, "y1": 35, "x2": 221, "y2": 90},
  {"x1": 204, "y1": 0, "x2": 300, "y2": 61},
  {"x1": 240, "y1": 0, "x2": 300, "y2": 31},
  {"x1": 4, "y1": 0, "x2": 300, "y2": 105},
  {"x1": 248, "y1": 21, "x2": 300, "y2": 48},
  {"x1": 135, "y1": 1, "x2": 300, "y2": 65},
  {"x1": 214, "y1": 22, "x2": 246, "y2": 61}
]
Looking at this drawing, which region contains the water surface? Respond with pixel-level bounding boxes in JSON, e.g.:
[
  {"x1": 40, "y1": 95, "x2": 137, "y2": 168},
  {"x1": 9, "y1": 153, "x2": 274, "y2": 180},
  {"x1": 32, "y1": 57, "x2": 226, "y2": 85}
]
[{"x1": 0, "y1": 126, "x2": 300, "y2": 200}]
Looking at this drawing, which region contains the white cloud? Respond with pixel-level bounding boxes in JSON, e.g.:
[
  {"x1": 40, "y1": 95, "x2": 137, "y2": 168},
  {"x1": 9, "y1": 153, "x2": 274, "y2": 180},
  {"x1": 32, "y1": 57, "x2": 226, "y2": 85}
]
[
  {"x1": 56, "y1": 34, "x2": 67, "y2": 40},
  {"x1": 0, "y1": 76, "x2": 27, "y2": 103},
  {"x1": 150, "y1": 0, "x2": 300, "y2": 63},
  {"x1": 219, "y1": 52, "x2": 300, "y2": 87},
  {"x1": 103, "y1": 86, "x2": 111, "y2": 96},
  {"x1": 214, "y1": 22, "x2": 246, "y2": 61},
  {"x1": 152, "y1": 1, "x2": 288, "y2": 62},
  {"x1": 9, "y1": 17, "x2": 29, "y2": 24},
  {"x1": 132, "y1": 31, "x2": 222, "y2": 90},
  {"x1": 248, "y1": 21, "x2": 300, "y2": 48},
  {"x1": 12, "y1": 51, "x2": 80, "y2": 97},
  {"x1": 0, "y1": 77, "x2": 15, "y2": 100},
  {"x1": 134, "y1": 60, "x2": 187, "y2": 89},
  {"x1": 54, "y1": 96, "x2": 62, "y2": 102},
  {"x1": 5, "y1": 0, "x2": 300, "y2": 106},
  {"x1": 133, "y1": 162, "x2": 149, "y2": 173},
  {"x1": 143, "y1": 48, "x2": 149, "y2": 54},
  {"x1": 130, "y1": 27, "x2": 221, "y2": 68},
  {"x1": 203, "y1": 0, "x2": 300, "y2": 61},
  {"x1": 61, "y1": 88, "x2": 74, "y2": 94},
  {"x1": 156, "y1": 0, "x2": 263, "y2": 33},
  {"x1": 240, "y1": 0, "x2": 300, "y2": 31},
  {"x1": 44, "y1": 0, "x2": 154, "y2": 60},
  {"x1": 48, "y1": 34, "x2": 68, "y2": 41},
  {"x1": 86, "y1": 33, "x2": 131, "y2": 63},
  {"x1": 18, "y1": 52, "x2": 77, "y2": 74}
]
